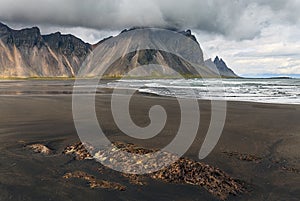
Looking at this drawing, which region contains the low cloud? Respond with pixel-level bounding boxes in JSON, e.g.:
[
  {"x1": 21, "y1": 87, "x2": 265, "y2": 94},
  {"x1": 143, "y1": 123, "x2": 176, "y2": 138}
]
[
  {"x1": 198, "y1": 24, "x2": 300, "y2": 76},
  {"x1": 0, "y1": 0, "x2": 299, "y2": 40}
]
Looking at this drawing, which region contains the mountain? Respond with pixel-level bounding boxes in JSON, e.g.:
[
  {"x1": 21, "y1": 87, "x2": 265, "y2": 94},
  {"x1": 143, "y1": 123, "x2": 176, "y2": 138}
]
[
  {"x1": 205, "y1": 57, "x2": 238, "y2": 78},
  {"x1": 0, "y1": 22, "x2": 238, "y2": 78},
  {"x1": 81, "y1": 28, "x2": 221, "y2": 78},
  {"x1": 0, "y1": 22, "x2": 91, "y2": 77}
]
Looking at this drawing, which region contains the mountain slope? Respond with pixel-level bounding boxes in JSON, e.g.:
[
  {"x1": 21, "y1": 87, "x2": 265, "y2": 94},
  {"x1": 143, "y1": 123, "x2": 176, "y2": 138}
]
[
  {"x1": 0, "y1": 22, "x2": 238, "y2": 78},
  {"x1": 81, "y1": 28, "x2": 218, "y2": 78},
  {"x1": 0, "y1": 22, "x2": 91, "y2": 77}
]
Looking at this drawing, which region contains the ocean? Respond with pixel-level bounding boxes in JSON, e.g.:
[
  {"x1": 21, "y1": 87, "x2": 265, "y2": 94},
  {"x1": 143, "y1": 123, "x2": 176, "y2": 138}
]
[
  {"x1": 0, "y1": 78, "x2": 299, "y2": 104},
  {"x1": 108, "y1": 78, "x2": 300, "y2": 105}
]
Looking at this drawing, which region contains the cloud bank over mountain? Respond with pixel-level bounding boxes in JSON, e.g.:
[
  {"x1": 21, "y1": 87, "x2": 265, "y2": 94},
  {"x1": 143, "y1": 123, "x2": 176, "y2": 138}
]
[{"x1": 0, "y1": 0, "x2": 299, "y2": 40}]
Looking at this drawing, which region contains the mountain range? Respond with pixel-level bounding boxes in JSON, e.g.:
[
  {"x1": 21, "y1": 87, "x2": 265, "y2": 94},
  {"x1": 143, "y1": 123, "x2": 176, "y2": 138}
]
[{"x1": 0, "y1": 22, "x2": 238, "y2": 78}]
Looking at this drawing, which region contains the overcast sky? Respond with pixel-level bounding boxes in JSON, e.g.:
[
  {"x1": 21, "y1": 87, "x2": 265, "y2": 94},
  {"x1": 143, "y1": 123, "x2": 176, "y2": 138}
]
[{"x1": 0, "y1": 0, "x2": 300, "y2": 77}]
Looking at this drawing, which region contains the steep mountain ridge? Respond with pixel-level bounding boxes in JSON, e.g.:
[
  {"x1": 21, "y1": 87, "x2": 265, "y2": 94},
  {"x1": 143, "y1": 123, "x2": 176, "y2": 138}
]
[
  {"x1": 0, "y1": 22, "x2": 238, "y2": 78},
  {"x1": 0, "y1": 22, "x2": 91, "y2": 77}
]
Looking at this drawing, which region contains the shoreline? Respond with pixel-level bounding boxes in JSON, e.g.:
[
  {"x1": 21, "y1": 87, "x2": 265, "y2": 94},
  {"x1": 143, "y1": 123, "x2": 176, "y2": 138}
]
[
  {"x1": 1, "y1": 78, "x2": 299, "y2": 106},
  {"x1": 0, "y1": 80, "x2": 299, "y2": 106}
]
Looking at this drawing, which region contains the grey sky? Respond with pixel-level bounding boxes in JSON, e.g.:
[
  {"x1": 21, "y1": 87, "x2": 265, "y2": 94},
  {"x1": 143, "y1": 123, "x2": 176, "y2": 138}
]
[{"x1": 0, "y1": 0, "x2": 299, "y2": 76}]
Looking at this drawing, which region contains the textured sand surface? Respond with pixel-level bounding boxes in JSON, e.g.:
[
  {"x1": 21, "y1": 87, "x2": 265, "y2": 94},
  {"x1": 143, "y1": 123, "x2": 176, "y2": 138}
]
[{"x1": 0, "y1": 87, "x2": 299, "y2": 200}]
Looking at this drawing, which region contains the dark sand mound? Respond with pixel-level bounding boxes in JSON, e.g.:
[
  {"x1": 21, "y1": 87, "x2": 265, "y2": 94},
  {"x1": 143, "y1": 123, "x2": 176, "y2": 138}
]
[
  {"x1": 63, "y1": 142, "x2": 246, "y2": 200},
  {"x1": 27, "y1": 144, "x2": 52, "y2": 155},
  {"x1": 63, "y1": 171, "x2": 126, "y2": 191},
  {"x1": 63, "y1": 142, "x2": 93, "y2": 160}
]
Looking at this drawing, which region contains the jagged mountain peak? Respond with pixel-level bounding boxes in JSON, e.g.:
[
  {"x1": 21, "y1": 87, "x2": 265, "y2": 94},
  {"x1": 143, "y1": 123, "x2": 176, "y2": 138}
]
[
  {"x1": 15, "y1": 27, "x2": 42, "y2": 39},
  {"x1": 214, "y1": 56, "x2": 228, "y2": 67},
  {"x1": 214, "y1": 56, "x2": 220, "y2": 62},
  {"x1": 205, "y1": 56, "x2": 238, "y2": 77},
  {"x1": 214, "y1": 56, "x2": 227, "y2": 68},
  {"x1": 47, "y1": 31, "x2": 62, "y2": 36},
  {"x1": 43, "y1": 31, "x2": 90, "y2": 47}
]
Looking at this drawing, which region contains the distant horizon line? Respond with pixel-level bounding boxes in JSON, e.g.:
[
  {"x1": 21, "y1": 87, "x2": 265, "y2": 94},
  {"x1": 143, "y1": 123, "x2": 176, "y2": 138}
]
[{"x1": 240, "y1": 74, "x2": 300, "y2": 79}]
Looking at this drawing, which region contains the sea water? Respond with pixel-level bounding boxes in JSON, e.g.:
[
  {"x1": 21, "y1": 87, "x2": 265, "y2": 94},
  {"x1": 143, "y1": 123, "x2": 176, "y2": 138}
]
[
  {"x1": 107, "y1": 78, "x2": 300, "y2": 105},
  {"x1": 0, "y1": 78, "x2": 299, "y2": 104}
]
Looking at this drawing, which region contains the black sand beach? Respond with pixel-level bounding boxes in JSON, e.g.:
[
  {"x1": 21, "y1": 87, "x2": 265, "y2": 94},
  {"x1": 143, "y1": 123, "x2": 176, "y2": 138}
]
[{"x1": 0, "y1": 82, "x2": 299, "y2": 201}]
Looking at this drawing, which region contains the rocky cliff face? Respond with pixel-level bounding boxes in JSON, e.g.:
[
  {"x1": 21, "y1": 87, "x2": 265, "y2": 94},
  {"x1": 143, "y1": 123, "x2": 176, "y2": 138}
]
[
  {"x1": 205, "y1": 56, "x2": 238, "y2": 78},
  {"x1": 80, "y1": 28, "x2": 220, "y2": 78},
  {"x1": 0, "y1": 22, "x2": 238, "y2": 78},
  {"x1": 0, "y1": 22, "x2": 91, "y2": 77}
]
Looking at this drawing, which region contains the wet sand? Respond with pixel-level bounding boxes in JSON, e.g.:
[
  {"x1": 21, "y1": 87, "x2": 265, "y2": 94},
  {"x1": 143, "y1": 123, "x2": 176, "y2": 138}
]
[{"x1": 0, "y1": 91, "x2": 299, "y2": 200}]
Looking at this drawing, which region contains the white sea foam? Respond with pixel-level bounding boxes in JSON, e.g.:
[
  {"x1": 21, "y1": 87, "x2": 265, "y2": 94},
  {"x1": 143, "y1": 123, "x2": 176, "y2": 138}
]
[
  {"x1": 108, "y1": 78, "x2": 300, "y2": 105},
  {"x1": 0, "y1": 79, "x2": 299, "y2": 104}
]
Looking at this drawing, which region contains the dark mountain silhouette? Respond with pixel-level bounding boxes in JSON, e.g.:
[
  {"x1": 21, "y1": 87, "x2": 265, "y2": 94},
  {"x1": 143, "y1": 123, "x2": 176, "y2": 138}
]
[{"x1": 205, "y1": 57, "x2": 238, "y2": 78}]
